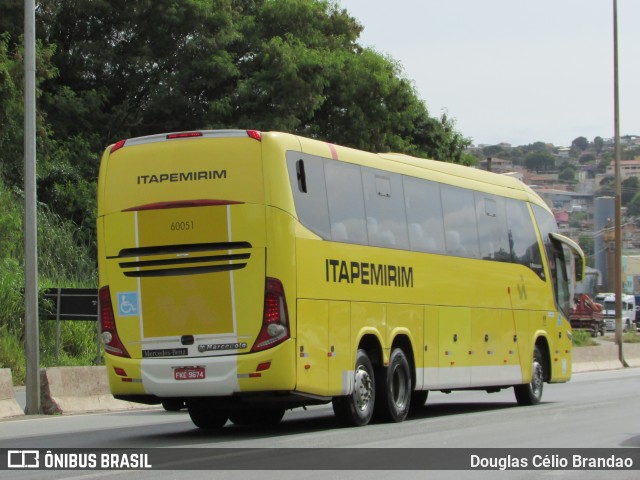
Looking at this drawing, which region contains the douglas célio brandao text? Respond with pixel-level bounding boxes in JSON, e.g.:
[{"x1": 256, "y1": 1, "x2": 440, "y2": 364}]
[{"x1": 470, "y1": 453, "x2": 634, "y2": 470}]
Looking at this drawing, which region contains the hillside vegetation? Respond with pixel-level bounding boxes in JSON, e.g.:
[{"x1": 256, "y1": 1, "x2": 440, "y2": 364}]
[
  {"x1": 0, "y1": 179, "x2": 97, "y2": 384},
  {"x1": 1, "y1": 1, "x2": 473, "y2": 384}
]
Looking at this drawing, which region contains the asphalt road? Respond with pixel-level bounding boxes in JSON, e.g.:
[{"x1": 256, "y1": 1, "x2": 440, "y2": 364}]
[{"x1": 2, "y1": 368, "x2": 640, "y2": 480}]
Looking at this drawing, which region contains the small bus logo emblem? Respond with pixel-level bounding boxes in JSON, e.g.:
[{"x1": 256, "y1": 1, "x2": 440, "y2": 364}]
[{"x1": 7, "y1": 450, "x2": 40, "y2": 468}]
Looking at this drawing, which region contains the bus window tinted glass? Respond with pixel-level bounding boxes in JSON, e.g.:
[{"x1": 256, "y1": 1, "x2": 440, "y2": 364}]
[
  {"x1": 531, "y1": 203, "x2": 558, "y2": 282},
  {"x1": 362, "y1": 169, "x2": 408, "y2": 249},
  {"x1": 325, "y1": 161, "x2": 368, "y2": 244},
  {"x1": 441, "y1": 185, "x2": 480, "y2": 258},
  {"x1": 475, "y1": 193, "x2": 510, "y2": 261},
  {"x1": 506, "y1": 199, "x2": 544, "y2": 277},
  {"x1": 403, "y1": 177, "x2": 445, "y2": 253},
  {"x1": 286, "y1": 152, "x2": 331, "y2": 239}
]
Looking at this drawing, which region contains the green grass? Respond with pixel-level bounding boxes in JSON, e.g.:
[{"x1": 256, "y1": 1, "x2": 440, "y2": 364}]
[
  {"x1": 622, "y1": 330, "x2": 640, "y2": 343},
  {"x1": 571, "y1": 330, "x2": 598, "y2": 347},
  {"x1": 0, "y1": 328, "x2": 26, "y2": 384},
  {"x1": 598, "y1": 330, "x2": 640, "y2": 344},
  {"x1": 0, "y1": 179, "x2": 99, "y2": 385}
]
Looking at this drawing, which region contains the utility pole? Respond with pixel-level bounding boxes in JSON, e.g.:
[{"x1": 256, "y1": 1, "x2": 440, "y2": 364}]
[
  {"x1": 24, "y1": 0, "x2": 41, "y2": 413},
  {"x1": 612, "y1": 0, "x2": 627, "y2": 367}
]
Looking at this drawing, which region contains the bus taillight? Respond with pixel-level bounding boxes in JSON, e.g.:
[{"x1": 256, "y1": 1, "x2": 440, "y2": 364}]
[
  {"x1": 251, "y1": 278, "x2": 290, "y2": 352},
  {"x1": 166, "y1": 132, "x2": 203, "y2": 139},
  {"x1": 246, "y1": 130, "x2": 262, "y2": 141},
  {"x1": 99, "y1": 286, "x2": 130, "y2": 358},
  {"x1": 110, "y1": 139, "x2": 126, "y2": 153}
]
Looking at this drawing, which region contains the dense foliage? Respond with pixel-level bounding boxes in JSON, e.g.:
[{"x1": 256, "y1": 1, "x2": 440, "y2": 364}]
[
  {"x1": 1, "y1": 0, "x2": 471, "y2": 380},
  {"x1": 2, "y1": 0, "x2": 471, "y2": 255}
]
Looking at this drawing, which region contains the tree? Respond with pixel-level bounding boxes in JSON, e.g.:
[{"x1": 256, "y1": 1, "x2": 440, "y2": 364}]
[
  {"x1": 0, "y1": 33, "x2": 22, "y2": 182},
  {"x1": 627, "y1": 192, "x2": 640, "y2": 217},
  {"x1": 559, "y1": 165, "x2": 575, "y2": 182},
  {"x1": 593, "y1": 136, "x2": 604, "y2": 154},
  {"x1": 528, "y1": 141, "x2": 550, "y2": 153},
  {"x1": 524, "y1": 151, "x2": 554, "y2": 173},
  {"x1": 596, "y1": 176, "x2": 614, "y2": 197},
  {"x1": 579, "y1": 153, "x2": 596, "y2": 164},
  {"x1": 622, "y1": 176, "x2": 640, "y2": 206},
  {"x1": 578, "y1": 234, "x2": 594, "y2": 268},
  {"x1": 30, "y1": 0, "x2": 469, "y2": 162},
  {"x1": 0, "y1": 32, "x2": 57, "y2": 188},
  {"x1": 597, "y1": 158, "x2": 610, "y2": 174},
  {"x1": 482, "y1": 145, "x2": 504, "y2": 157},
  {"x1": 229, "y1": 0, "x2": 470, "y2": 160},
  {"x1": 37, "y1": 0, "x2": 242, "y2": 147},
  {"x1": 571, "y1": 137, "x2": 589, "y2": 157},
  {"x1": 2, "y1": 0, "x2": 472, "y2": 252}
]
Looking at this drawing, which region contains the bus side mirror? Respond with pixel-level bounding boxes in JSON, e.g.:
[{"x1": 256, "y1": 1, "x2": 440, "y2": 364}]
[
  {"x1": 549, "y1": 233, "x2": 585, "y2": 282},
  {"x1": 574, "y1": 252, "x2": 584, "y2": 282}
]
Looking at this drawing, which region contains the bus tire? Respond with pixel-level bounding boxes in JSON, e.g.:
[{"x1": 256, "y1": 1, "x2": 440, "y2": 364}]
[
  {"x1": 187, "y1": 402, "x2": 228, "y2": 429},
  {"x1": 332, "y1": 349, "x2": 375, "y2": 427},
  {"x1": 161, "y1": 399, "x2": 185, "y2": 412},
  {"x1": 229, "y1": 408, "x2": 285, "y2": 426},
  {"x1": 374, "y1": 347, "x2": 412, "y2": 422},
  {"x1": 514, "y1": 345, "x2": 544, "y2": 406},
  {"x1": 410, "y1": 390, "x2": 429, "y2": 413}
]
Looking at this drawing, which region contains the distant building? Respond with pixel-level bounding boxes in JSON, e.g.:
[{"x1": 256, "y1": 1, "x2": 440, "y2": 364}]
[
  {"x1": 479, "y1": 157, "x2": 512, "y2": 172},
  {"x1": 501, "y1": 171, "x2": 524, "y2": 182},
  {"x1": 605, "y1": 159, "x2": 640, "y2": 180},
  {"x1": 525, "y1": 173, "x2": 558, "y2": 186},
  {"x1": 621, "y1": 135, "x2": 640, "y2": 146},
  {"x1": 532, "y1": 188, "x2": 592, "y2": 212},
  {"x1": 623, "y1": 256, "x2": 640, "y2": 294},
  {"x1": 555, "y1": 211, "x2": 570, "y2": 231}
]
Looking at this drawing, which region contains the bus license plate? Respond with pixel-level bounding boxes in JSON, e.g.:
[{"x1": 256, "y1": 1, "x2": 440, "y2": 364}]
[{"x1": 174, "y1": 367, "x2": 205, "y2": 380}]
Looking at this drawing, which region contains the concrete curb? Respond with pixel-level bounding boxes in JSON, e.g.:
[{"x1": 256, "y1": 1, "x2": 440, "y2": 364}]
[
  {"x1": 40, "y1": 366, "x2": 155, "y2": 415},
  {"x1": 571, "y1": 341, "x2": 640, "y2": 373},
  {"x1": 0, "y1": 368, "x2": 24, "y2": 419}
]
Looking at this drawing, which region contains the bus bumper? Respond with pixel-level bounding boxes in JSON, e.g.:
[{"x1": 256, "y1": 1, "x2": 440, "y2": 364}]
[{"x1": 105, "y1": 339, "x2": 296, "y2": 398}]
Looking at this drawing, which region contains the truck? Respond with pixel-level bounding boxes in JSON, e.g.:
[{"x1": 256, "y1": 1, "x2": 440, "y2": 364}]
[
  {"x1": 569, "y1": 294, "x2": 604, "y2": 337},
  {"x1": 593, "y1": 293, "x2": 636, "y2": 332}
]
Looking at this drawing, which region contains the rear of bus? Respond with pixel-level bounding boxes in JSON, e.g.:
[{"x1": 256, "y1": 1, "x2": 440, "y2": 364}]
[{"x1": 97, "y1": 130, "x2": 298, "y2": 423}]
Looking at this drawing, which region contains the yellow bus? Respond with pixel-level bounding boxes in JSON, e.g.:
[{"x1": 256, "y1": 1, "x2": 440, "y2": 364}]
[{"x1": 97, "y1": 130, "x2": 584, "y2": 428}]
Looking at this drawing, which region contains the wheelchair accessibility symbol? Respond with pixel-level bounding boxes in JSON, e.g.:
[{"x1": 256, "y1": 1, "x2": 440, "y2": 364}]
[{"x1": 117, "y1": 292, "x2": 139, "y2": 317}]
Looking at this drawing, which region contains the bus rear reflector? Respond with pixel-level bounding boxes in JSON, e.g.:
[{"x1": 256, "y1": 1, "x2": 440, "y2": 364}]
[
  {"x1": 99, "y1": 286, "x2": 131, "y2": 358},
  {"x1": 251, "y1": 278, "x2": 290, "y2": 352}
]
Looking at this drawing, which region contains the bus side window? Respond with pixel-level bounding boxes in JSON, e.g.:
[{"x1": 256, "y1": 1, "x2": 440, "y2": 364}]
[
  {"x1": 403, "y1": 176, "x2": 445, "y2": 254},
  {"x1": 531, "y1": 204, "x2": 557, "y2": 282},
  {"x1": 286, "y1": 152, "x2": 331, "y2": 239},
  {"x1": 506, "y1": 199, "x2": 544, "y2": 278},
  {"x1": 325, "y1": 161, "x2": 368, "y2": 245},
  {"x1": 475, "y1": 193, "x2": 510, "y2": 261},
  {"x1": 362, "y1": 169, "x2": 408, "y2": 249},
  {"x1": 441, "y1": 185, "x2": 480, "y2": 258}
]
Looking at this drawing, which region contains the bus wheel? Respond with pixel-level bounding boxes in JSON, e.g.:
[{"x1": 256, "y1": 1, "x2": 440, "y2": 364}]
[
  {"x1": 514, "y1": 345, "x2": 544, "y2": 406},
  {"x1": 187, "y1": 402, "x2": 228, "y2": 429},
  {"x1": 410, "y1": 390, "x2": 429, "y2": 413},
  {"x1": 332, "y1": 349, "x2": 375, "y2": 427},
  {"x1": 374, "y1": 348, "x2": 412, "y2": 422},
  {"x1": 161, "y1": 399, "x2": 185, "y2": 412},
  {"x1": 229, "y1": 408, "x2": 285, "y2": 426}
]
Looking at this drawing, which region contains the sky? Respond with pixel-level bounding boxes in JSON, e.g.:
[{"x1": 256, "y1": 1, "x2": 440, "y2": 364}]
[{"x1": 337, "y1": 0, "x2": 640, "y2": 148}]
